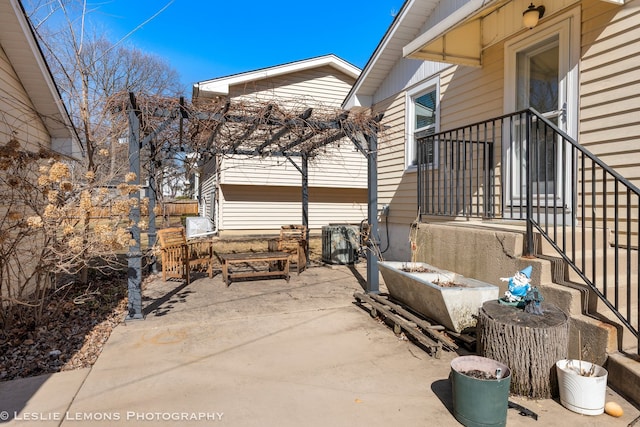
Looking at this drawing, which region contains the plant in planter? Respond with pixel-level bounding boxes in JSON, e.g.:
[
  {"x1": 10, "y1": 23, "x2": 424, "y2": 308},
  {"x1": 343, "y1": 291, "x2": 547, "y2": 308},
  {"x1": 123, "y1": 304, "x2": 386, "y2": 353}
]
[
  {"x1": 450, "y1": 355, "x2": 511, "y2": 427},
  {"x1": 555, "y1": 333, "x2": 608, "y2": 415},
  {"x1": 556, "y1": 358, "x2": 608, "y2": 415},
  {"x1": 375, "y1": 222, "x2": 498, "y2": 332},
  {"x1": 377, "y1": 260, "x2": 498, "y2": 333}
]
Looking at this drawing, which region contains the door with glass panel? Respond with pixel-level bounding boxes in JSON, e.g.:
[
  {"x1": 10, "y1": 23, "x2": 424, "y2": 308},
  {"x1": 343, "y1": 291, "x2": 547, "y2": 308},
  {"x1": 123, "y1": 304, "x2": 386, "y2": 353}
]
[{"x1": 508, "y1": 33, "x2": 570, "y2": 220}]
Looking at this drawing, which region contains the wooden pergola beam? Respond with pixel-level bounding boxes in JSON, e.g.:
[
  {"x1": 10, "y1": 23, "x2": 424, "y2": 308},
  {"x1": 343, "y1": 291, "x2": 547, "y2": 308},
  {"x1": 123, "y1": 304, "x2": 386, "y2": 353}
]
[
  {"x1": 204, "y1": 100, "x2": 230, "y2": 151},
  {"x1": 254, "y1": 108, "x2": 313, "y2": 154}
]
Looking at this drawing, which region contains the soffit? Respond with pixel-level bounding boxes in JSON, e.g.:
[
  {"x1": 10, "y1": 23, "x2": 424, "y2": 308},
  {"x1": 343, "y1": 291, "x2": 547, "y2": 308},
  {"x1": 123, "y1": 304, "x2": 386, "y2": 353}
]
[{"x1": 403, "y1": 0, "x2": 509, "y2": 67}]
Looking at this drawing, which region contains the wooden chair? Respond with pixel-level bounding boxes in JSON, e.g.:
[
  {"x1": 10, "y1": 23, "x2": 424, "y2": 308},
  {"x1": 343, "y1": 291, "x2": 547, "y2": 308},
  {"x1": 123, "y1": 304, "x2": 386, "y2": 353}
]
[
  {"x1": 268, "y1": 224, "x2": 308, "y2": 274},
  {"x1": 157, "y1": 227, "x2": 214, "y2": 284}
]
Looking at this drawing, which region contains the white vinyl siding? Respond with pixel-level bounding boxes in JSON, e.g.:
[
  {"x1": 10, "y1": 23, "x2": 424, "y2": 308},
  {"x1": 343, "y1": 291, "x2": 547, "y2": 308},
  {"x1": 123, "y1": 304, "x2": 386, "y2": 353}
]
[
  {"x1": 218, "y1": 185, "x2": 367, "y2": 231},
  {"x1": 220, "y1": 146, "x2": 367, "y2": 188},
  {"x1": 200, "y1": 173, "x2": 217, "y2": 221},
  {"x1": 206, "y1": 61, "x2": 367, "y2": 232}
]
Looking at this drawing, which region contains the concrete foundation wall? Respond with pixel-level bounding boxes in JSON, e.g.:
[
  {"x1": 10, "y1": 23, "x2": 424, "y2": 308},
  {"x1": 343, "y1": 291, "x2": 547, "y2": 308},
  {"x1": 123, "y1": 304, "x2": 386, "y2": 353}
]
[
  {"x1": 377, "y1": 222, "x2": 412, "y2": 262},
  {"x1": 411, "y1": 222, "x2": 553, "y2": 295}
]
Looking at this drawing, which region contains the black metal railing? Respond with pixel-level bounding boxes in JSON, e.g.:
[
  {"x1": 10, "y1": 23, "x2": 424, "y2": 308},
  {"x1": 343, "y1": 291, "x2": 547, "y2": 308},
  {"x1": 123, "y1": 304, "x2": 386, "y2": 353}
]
[{"x1": 417, "y1": 108, "x2": 640, "y2": 349}]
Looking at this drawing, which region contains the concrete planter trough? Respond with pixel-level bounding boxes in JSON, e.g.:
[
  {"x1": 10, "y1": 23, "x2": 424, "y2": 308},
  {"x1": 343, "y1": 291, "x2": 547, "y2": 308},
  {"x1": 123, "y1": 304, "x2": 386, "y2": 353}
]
[{"x1": 378, "y1": 261, "x2": 499, "y2": 333}]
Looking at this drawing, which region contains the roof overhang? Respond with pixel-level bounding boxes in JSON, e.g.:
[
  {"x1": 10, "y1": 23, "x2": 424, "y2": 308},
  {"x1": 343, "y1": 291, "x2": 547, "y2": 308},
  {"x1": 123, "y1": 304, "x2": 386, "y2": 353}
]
[
  {"x1": 0, "y1": 0, "x2": 82, "y2": 159},
  {"x1": 403, "y1": 0, "x2": 508, "y2": 67},
  {"x1": 403, "y1": 0, "x2": 627, "y2": 67},
  {"x1": 194, "y1": 54, "x2": 360, "y2": 98}
]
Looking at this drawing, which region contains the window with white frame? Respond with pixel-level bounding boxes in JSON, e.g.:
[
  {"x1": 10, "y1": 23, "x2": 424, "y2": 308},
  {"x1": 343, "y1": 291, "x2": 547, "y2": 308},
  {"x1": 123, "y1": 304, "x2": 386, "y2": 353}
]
[{"x1": 406, "y1": 78, "x2": 439, "y2": 169}]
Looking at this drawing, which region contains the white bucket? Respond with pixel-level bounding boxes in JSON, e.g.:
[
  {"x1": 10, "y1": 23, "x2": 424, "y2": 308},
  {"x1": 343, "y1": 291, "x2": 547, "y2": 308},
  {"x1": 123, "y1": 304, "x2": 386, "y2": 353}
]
[{"x1": 556, "y1": 359, "x2": 608, "y2": 415}]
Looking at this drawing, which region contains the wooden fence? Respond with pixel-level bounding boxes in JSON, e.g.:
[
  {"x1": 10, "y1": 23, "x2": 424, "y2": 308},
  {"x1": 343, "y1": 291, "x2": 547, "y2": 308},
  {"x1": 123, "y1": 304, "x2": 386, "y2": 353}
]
[
  {"x1": 162, "y1": 200, "x2": 199, "y2": 216},
  {"x1": 87, "y1": 200, "x2": 199, "y2": 218}
]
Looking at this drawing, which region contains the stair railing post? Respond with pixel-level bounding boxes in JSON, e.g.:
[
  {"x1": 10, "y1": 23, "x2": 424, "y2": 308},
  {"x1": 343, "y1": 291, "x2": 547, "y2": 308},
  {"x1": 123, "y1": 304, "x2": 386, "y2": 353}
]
[{"x1": 525, "y1": 110, "x2": 535, "y2": 257}]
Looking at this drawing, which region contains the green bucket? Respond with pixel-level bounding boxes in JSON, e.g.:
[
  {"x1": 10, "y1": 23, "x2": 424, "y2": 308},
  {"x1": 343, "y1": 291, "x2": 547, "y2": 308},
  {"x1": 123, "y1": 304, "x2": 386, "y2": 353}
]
[{"x1": 450, "y1": 355, "x2": 511, "y2": 427}]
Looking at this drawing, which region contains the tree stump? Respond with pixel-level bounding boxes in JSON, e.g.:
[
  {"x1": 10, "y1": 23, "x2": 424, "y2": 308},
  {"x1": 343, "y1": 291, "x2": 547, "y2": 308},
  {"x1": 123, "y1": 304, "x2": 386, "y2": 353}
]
[{"x1": 477, "y1": 300, "x2": 569, "y2": 398}]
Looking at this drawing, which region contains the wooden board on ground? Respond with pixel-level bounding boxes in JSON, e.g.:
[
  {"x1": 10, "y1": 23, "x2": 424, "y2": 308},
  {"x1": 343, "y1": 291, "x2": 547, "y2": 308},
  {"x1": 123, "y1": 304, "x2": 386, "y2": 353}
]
[{"x1": 353, "y1": 292, "x2": 472, "y2": 359}]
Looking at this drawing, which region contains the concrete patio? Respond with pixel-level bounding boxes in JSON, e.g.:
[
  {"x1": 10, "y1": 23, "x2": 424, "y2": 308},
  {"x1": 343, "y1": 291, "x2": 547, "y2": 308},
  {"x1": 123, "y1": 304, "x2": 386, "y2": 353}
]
[{"x1": 1, "y1": 263, "x2": 638, "y2": 426}]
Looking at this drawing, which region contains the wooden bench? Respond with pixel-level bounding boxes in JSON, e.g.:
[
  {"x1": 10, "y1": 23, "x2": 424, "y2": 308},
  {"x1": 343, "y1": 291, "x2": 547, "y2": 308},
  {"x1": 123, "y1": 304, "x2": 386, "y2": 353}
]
[
  {"x1": 220, "y1": 251, "x2": 290, "y2": 286},
  {"x1": 268, "y1": 224, "x2": 307, "y2": 274},
  {"x1": 157, "y1": 227, "x2": 213, "y2": 285}
]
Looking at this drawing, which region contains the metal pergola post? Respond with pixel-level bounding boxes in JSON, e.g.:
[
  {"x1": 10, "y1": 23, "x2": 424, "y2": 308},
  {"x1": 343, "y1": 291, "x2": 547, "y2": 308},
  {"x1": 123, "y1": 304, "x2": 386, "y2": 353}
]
[
  {"x1": 366, "y1": 132, "x2": 380, "y2": 293},
  {"x1": 126, "y1": 95, "x2": 144, "y2": 320},
  {"x1": 301, "y1": 152, "x2": 310, "y2": 265},
  {"x1": 147, "y1": 140, "x2": 158, "y2": 274}
]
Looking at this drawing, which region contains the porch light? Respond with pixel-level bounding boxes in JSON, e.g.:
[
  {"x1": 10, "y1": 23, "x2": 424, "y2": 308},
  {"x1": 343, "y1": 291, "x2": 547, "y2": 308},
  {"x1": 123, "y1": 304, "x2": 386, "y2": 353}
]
[{"x1": 523, "y1": 3, "x2": 545, "y2": 29}]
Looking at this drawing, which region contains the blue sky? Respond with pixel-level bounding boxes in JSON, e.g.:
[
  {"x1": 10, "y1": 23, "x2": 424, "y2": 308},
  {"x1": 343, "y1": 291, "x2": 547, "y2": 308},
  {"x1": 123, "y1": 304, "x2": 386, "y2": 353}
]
[{"x1": 89, "y1": 0, "x2": 404, "y2": 94}]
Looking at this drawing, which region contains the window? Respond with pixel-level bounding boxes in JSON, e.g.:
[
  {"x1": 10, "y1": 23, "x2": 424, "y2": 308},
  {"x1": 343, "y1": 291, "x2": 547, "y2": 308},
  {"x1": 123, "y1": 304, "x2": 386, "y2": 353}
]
[{"x1": 406, "y1": 77, "x2": 439, "y2": 169}]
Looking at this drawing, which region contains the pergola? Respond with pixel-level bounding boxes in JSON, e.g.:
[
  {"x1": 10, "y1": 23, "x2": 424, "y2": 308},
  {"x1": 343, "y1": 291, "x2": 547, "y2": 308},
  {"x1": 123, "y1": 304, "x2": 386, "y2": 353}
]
[{"x1": 123, "y1": 92, "x2": 384, "y2": 319}]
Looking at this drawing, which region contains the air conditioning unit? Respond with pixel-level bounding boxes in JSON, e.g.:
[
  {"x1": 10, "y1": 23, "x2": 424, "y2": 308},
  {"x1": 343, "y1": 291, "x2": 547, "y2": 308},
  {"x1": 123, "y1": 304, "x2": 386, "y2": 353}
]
[{"x1": 322, "y1": 224, "x2": 360, "y2": 265}]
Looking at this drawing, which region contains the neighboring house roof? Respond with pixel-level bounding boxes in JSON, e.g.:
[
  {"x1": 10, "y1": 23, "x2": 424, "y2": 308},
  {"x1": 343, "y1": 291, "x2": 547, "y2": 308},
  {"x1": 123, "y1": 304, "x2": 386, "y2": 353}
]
[
  {"x1": 193, "y1": 54, "x2": 360, "y2": 98},
  {"x1": 0, "y1": 0, "x2": 82, "y2": 159}
]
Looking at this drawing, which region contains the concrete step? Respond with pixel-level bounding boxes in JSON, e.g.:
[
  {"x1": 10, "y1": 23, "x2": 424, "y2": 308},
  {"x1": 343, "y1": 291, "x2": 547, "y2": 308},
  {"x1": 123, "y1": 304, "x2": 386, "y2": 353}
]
[
  {"x1": 538, "y1": 276, "x2": 640, "y2": 404},
  {"x1": 534, "y1": 234, "x2": 640, "y2": 404},
  {"x1": 416, "y1": 220, "x2": 640, "y2": 405},
  {"x1": 606, "y1": 352, "x2": 640, "y2": 407},
  {"x1": 534, "y1": 227, "x2": 610, "y2": 257},
  {"x1": 564, "y1": 247, "x2": 638, "y2": 285},
  {"x1": 537, "y1": 248, "x2": 639, "y2": 352}
]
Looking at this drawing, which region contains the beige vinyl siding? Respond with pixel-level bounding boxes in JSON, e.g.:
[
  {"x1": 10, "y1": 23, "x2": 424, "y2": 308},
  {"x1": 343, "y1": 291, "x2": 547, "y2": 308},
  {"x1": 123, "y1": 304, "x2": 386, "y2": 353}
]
[
  {"x1": 212, "y1": 61, "x2": 368, "y2": 232},
  {"x1": 221, "y1": 65, "x2": 364, "y2": 188},
  {"x1": 579, "y1": 0, "x2": 640, "y2": 242},
  {"x1": 219, "y1": 184, "x2": 367, "y2": 230},
  {"x1": 437, "y1": 43, "x2": 505, "y2": 216},
  {"x1": 0, "y1": 44, "x2": 54, "y2": 299},
  {"x1": 580, "y1": 0, "x2": 640, "y2": 178},
  {"x1": 229, "y1": 65, "x2": 353, "y2": 108},
  {"x1": 376, "y1": 42, "x2": 507, "y2": 227},
  {"x1": 375, "y1": 93, "x2": 417, "y2": 226},
  {"x1": 0, "y1": 45, "x2": 49, "y2": 151},
  {"x1": 439, "y1": 45, "x2": 504, "y2": 130}
]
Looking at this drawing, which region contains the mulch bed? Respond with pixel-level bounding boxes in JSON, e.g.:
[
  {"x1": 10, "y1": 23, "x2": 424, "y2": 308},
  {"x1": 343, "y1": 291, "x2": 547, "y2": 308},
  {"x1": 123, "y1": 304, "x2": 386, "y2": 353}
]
[{"x1": 0, "y1": 270, "x2": 129, "y2": 382}]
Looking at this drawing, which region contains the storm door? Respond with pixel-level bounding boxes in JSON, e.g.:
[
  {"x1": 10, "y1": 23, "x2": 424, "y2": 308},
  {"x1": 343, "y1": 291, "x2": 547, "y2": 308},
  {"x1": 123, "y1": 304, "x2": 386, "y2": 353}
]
[{"x1": 505, "y1": 13, "x2": 578, "y2": 220}]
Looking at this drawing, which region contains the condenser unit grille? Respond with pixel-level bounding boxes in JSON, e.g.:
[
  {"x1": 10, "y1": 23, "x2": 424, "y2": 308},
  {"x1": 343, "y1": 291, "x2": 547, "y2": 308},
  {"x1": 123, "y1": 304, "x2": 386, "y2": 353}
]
[{"x1": 321, "y1": 224, "x2": 359, "y2": 265}]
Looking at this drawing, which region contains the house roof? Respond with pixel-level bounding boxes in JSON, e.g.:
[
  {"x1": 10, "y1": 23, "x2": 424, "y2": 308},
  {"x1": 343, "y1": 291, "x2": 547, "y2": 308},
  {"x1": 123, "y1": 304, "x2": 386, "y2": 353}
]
[
  {"x1": 344, "y1": 0, "x2": 627, "y2": 110},
  {"x1": 0, "y1": 0, "x2": 81, "y2": 158},
  {"x1": 343, "y1": 0, "x2": 440, "y2": 110},
  {"x1": 403, "y1": 0, "x2": 510, "y2": 66},
  {"x1": 342, "y1": 0, "x2": 530, "y2": 109},
  {"x1": 193, "y1": 54, "x2": 361, "y2": 98}
]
